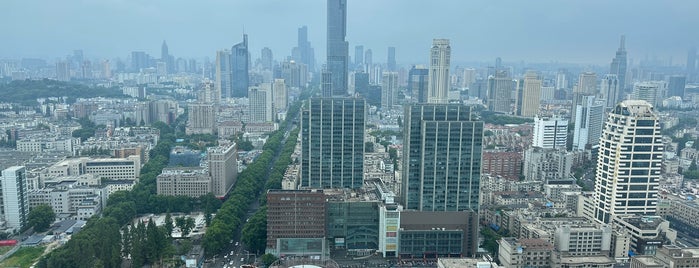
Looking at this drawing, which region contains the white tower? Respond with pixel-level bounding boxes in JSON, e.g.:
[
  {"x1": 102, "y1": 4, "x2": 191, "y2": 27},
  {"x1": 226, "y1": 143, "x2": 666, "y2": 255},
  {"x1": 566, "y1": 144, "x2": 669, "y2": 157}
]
[{"x1": 427, "y1": 39, "x2": 450, "y2": 104}]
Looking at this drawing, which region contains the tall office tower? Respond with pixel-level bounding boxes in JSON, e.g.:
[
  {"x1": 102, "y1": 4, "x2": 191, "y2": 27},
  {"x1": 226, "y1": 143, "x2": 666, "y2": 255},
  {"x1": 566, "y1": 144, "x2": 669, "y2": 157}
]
[
  {"x1": 1, "y1": 166, "x2": 28, "y2": 231},
  {"x1": 601, "y1": 74, "x2": 620, "y2": 109},
  {"x1": 572, "y1": 72, "x2": 598, "y2": 123},
  {"x1": 364, "y1": 49, "x2": 373, "y2": 74},
  {"x1": 408, "y1": 65, "x2": 429, "y2": 103},
  {"x1": 272, "y1": 78, "x2": 288, "y2": 112},
  {"x1": 187, "y1": 59, "x2": 197, "y2": 73},
  {"x1": 556, "y1": 69, "x2": 569, "y2": 89},
  {"x1": 327, "y1": 0, "x2": 349, "y2": 96},
  {"x1": 533, "y1": 115, "x2": 568, "y2": 150},
  {"x1": 354, "y1": 45, "x2": 364, "y2": 67},
  {"x1": 80, "y1": 60, "x2": 92, "y2": 79},
  {"x1": 261, "y1": 47, "x2": 273, "y2": 70},
  {"x1": 573, "y1": 95, "x2": 605, "y2": 151},
  {"x1": 592, "y1": 100, "x2": 661, "y2": 224},
  {"x1": 402, "y1": 104, "x2": 483, "y2": 212},
  {"x1": 632, "y1": 82, "x2": 664, "y2": 107},
  {"x1": 294, "y1": 25, "x2": 315, "y2": 72},
  {"x1": 487, "y1": 70, "x2": 512, "y2": 113},
  {"x1": 354, "y1": 72, "x2": 369, "y2": 96},
  {"x1": 427, "y1": 39, "x2": 451, "y2": 104},
  {"x1": 387, "y1": 46, "x2": 396, "y2": 71},
  {"x1": 101, "y1": 60, "x2": 111, "y2": 79},
  {"x1": 688, "y1": 47, "x2": 697, "y2": 82},
  {"x1": 381, "y1": 72, "x2": 398, "y2": 110},
  {"x1": 249, "y1": 84, "x2": 273, "y2": 123},
  {"x1": 215, "y1": 50, "x2": 232, "y2": 99},
  {"x1": 321, "y1": 69, "x2": 333, "y2": 97},
  {"x1": 149, "y1": 99, "x2": 179, "y2": 125},
  {"x1": 186, "y1": 102, "x2": 216, "y2": 135},
  {"x1": 667, "y1": 75, "x2": 686, "y2": 98},
  {"x1": 495, "y1": 57, "x2": 502, "y2": 70},
  {"x1": 56, "y1": 61, "x2": 70, "y2": 81},
  {"x1": 161, "y1": 40, "x2": 170, "y2": 73},
  {"x1": 462, "y1": 68, "x2": 476, "y2": 88},
  {"x1": 130, "y1": 51, "x2": 149, "y2": 72},
  {"x1": 519, "y1": 71, "x2": 542, "y2": 117},
  {"x1": 231, "y1": 34, "x2": 249, "y2": 98},
  {"x1": 208, "y1": 142, "x2": 238, "y2": 198},
  {"x1": 610, "y1": 35, "x2": 628, "y2": 91},
  {"x1": 266, "y1": 190, "x2": 326, "y2": 254},
  {"x1": 300, "y1": 98, "x2": 365, "y2": 189},
  {"x1": 280, "y1": 60, "x2": 308, "y2": 88}
]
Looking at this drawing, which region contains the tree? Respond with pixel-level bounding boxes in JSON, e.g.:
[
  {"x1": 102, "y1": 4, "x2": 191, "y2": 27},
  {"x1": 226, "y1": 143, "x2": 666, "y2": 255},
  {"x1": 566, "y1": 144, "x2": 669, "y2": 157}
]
[
  {"x1": 164, "y1": 213, "x2": 174, "y2": 237},
  {"x1": 175, "y1": 216, "x2": 195, "y2": 237},
  {"x1": 238, "y1": 139, "x2": 254, "y2": 151},
  {"x1": 27, "y1": 204, "x2": 55, "y2": 232},
  {"x1": 260, "y1": 253, "x2": 278, "y2": 266}
]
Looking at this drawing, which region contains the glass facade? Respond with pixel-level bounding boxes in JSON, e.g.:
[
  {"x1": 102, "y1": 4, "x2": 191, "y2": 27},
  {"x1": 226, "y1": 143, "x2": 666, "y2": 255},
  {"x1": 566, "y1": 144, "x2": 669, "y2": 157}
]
[
  {"x1": 399, "y1": 230, "x2": 463, "y2": 258},
  {"x1": 326, "y1": 201, "x2": 379, "y2": 250}
]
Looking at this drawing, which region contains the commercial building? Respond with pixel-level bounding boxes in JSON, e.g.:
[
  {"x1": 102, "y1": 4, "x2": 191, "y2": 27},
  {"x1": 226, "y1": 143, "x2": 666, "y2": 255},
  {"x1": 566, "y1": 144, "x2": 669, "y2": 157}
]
[
  {"x1": 249, "y1": 85, "x2": 273, "y2": 123},
  {"x1": 427, "y1": 39, "x2": 451, "y2": 104},
  {"x1": 300, "y1": 98, "x2": 365, "y2": 189},
  {"x1": 523, "y1": 147, "x2": 573, "y2": 182},
  {"x1": 498, "y1": 238, "x2": 553, "y2": 268},
  {"x1": 532, "y1": 115, "x2": 568, "y2": 150},
  {"x1": 519, "y1": 71, "x2": 542, "y2": 117},
  {"x1": 266, "y1": 189, "x2": 327, "y2": 258},
  {"x1": 591, "y1": 100, "x2": 662, "y2": 224},
  {"x1": 630, "y1": 245, "x2": 699, "y2": 268},
  {"x1": 488, "y1": 70, "x2": 512, "y2": 114},
  {"x1": 381, "y1": 72, "x2": 398, "y2": 110},
  {"x1": 573, "y1": 95, "x2": 605, "y2": 151},
  {"x1": 402, "y1": 104, "x2": 483, "y2": 212},
  {"x1": 326, "y1": 0, "x2": 349, "y2": 96},
  {"x1": 610, "y1": 36, "x2": 628, "y2": 91},
  {"x1": 399, "y1": 211, "x2": 479, "y2": 258},
  {"x1": 186, "y1": 102, "x2": 216, "y2": 135},
  {"x1": 231, "y1": 34, "x2": 249, "y2": 98},
  {"x1": 156, "y1": 167, "x2": 211, "y2": 198},
  {"x1": 409, "y1": 65, "x2": 429, "y2": 103},
  {"x1": 207, "y1": 141, "x2": 237, "y2": 198}
]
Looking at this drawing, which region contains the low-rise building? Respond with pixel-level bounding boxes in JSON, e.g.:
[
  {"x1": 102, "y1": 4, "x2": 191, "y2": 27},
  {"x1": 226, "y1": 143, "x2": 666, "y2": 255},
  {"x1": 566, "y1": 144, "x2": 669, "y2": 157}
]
[{"x1": 156, "y1": 167, "x2": 211, "y2": 197}]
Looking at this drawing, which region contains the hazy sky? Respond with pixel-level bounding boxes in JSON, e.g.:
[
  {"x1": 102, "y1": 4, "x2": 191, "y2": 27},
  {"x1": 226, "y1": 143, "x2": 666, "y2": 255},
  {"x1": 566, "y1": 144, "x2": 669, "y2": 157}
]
[{"x1": 2, "y1": 0, "x2": 698, "y2": 65}]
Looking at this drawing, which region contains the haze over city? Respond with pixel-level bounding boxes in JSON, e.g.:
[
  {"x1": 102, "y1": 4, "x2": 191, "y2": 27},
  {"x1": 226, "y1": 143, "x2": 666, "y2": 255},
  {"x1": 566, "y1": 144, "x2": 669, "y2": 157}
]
[{"x1": 2, "y1": 0, "x2": 698, "y2": 64}]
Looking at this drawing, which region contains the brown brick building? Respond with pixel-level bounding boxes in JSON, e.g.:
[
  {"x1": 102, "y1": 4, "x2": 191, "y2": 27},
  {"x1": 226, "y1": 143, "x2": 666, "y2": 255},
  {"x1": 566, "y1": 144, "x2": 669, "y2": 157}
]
[{"x1": 266, "y1": 189, "x2": 326, "y2": 250}]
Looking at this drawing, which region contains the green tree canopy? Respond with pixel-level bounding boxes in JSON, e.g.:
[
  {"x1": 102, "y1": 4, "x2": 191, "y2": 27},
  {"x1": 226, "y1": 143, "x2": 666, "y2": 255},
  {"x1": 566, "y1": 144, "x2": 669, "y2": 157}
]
[{"x1": 27, "y1": 204, "x2": 55, "y2": 232}]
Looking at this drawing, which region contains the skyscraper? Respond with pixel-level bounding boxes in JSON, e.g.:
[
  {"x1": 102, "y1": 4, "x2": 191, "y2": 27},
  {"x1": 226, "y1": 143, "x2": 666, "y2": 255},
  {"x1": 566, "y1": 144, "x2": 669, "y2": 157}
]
[
  {"x1": 272, "y1": 78, "x2": 288, "y2": 112},
  {"x1": 354, "y1": 45, "x2": 364, "y2": 67},
  {"x1": 321, "y1": 69, "x2": 333, "y2": 97},
  {"x1": 261, "y1": 47, "x2": 273, "y2": 70},
  {"x1": 687, "y1": 47, "x2": 696, "y2": 82},
  {"x1": 610, "y1": 35, "x2": 628, "y2": 91},
  {"x1": 601, "y1": 74, "x2": 620, "y2": 109},
  {"x1": 573, "y1": 95, "x2": 605, "y2": 151},
  {"x1": 427, "y1": 39, "x2": 450, "y2": 104},
  {"x1": 408, "y1": 65, "x2": 429, "y2": 103},
  {"x1": 364, "y1": 49, "x2": 373, "y2": 74},
  {"x1": 186, "y1": 102, "x2": 216, "y2": 135},
  {"x1": 294, "y1": 26, "x2": 315, "y2": 71},
  {"x1": 215, "y1": 50, "x2": 232, "y2": 99},
  {"x1": 519, "y1": 71, "x2": 542, "y2": 117},
  {"x1": 381, "y1": 72, "x2": 398, "y2": 110},
  {"x1": 1, "y1": 166, "x2": 28, "y2": 231},
  {"x1": 56, "y1": 61, "x2": 70, "y2": 81},
  {"x1": 327, "y1": 0, "x2": 349, "y2": 96},
  {"x1": 231, "y1": 34, "x2": 249, "y2": 98},
  {"x1": 402, "y1": 104, "x2": 483, "y2": 212},
  {"x1": 249, "y1": 84, "x2": 273, "y2": 122},
  {"x1": 487, "y1": 70, "x2": 512, "y2": 113},
  {"x1": 592, "y1": 100, "x2": 661, "y2": 224},
  {"x1": 387, "y1": 46, "x2": 396, "y2": 71},
  {"x1": 632, "y1": 82, "x2": 665, "y2": 107},
  {"x1": 300, "y1": 98, "x2": 365, "y2": 189},
  {"x1": 532, "y1": 115, "x2": 568, "y2": 150},
  {"x1": 667, "y1": 75, "x2": 686, "y2": 98},
  {"x1": 572, "y1": 72, "x2": 597, "y2": 123},
  {"x1": 208, "y1": 142, "x2": 238, "y2": 198}
]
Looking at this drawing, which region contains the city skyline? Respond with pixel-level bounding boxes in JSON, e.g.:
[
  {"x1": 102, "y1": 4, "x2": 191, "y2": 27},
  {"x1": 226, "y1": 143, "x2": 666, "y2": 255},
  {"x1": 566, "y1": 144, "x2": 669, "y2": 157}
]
[{"x1": 1, "y1": 1, "x2": 698, "y2": 65}]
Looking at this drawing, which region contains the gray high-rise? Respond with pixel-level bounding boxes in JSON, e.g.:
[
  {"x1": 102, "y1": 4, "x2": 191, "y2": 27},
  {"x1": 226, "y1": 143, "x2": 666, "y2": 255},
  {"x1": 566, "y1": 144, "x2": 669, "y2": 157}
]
[
  {"x1": 231, "y1": 34, "x2": 249, "y2": 98},
  {"x1": 402, "y1": 104, "x2": 483, "y2": 212},
  {"x1": 487, "y1": 70, "x2": 512, "y2": 113},
  {"x1": 294, "y1": 26, "x2": 315, "y2": 72},
  {"x1": 327, "y1": 0, "x2": 349, "y2": 96},
  {"x1": 215, "y1": 50, "x2": 232, "y2": 99},
  {"x1": 409, "y1": 65, "x2": 429, "y2": 103},
  {"x1": 687, "y1": 47, "x2": 697, "y2": 82},
  {"x1": 387, "y1": 46, "x2": 396, "y2": 71},
  {"x1": 610, "y1": 35, "x2": 627, "y2": 91},
  {"x1": 300, "y1": 98, "x2": 365, "y2": 189}
]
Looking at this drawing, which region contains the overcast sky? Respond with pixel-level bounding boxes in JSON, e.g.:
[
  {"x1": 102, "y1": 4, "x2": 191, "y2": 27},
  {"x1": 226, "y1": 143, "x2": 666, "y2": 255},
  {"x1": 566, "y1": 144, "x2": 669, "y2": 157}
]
[{"x1": 2, "y1": 0, "x2": 698, "y2": 65}]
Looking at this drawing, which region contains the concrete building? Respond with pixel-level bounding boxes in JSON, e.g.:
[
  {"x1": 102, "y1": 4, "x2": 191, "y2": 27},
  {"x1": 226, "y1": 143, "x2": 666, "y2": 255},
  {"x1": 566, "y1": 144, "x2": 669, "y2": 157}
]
[
  {"x1": 572, "y1": 95, "x2": 605, "y2": 151},
  {"x1": 249, "y1": 85, "x2": 273, "y2": 123},
  {"x1": 572, "y1": 72, "x2": 597, "y2": 124},
  {"x1": 632, "y1": 82, "x2": 666, "y2": 107},
  {"x1": 266, "y1": 189, "x2": 327, "y2": 257},
  {"x1": 1, "y1": 166, "x2": 29, "y2": 232},
  {"x1": 156, "y1": 167, "x2": 211, "y2": 198},
  {"x1": 498, "y1": 238, "x2": 553, "y2": 268},
  {"x1": 409, "y1": 65, "x2": 429, "y2": 103},
  {"x1": 402, "y1": 104, "x2": 483, "y2": 212},
  {"x1": 488, "y1": 70, "x2": 512, "y2": 113},
  {"x1": 326, "y1": 0, "x2": 349, "y2": 96},
  {"x1": 28, "y1": 180, "x2": 103, "y2": 221},
  {"x1": 630, "y1": 245, "x2": 699, "y2": 268},
  {"x1": 612, "y1": 215, "x2": 672, "y2": 256},
  {"x1": 591, "y1": 100, "x2": 662, "y2": 224},
  {"x1": 601, "y1": 74, "x2": 620, "y2": 109},
  {"x1": 482, "y1": 151, "x2": 522, "y2": 181},
  {"x1": 399, "y1": 211, "x2": 479, "y2": 258},
  {"x1": 381, "y1": 71, "x2": 398, "y2": 110},
  {"x1": 207, "y1": 141, "x2": 237, "y2": 198},
  {"x1": 273, "y1": 78, "x2": 288, "y2": 112},
  {"x1": 300, "y1": 98, "x2": 365, "y2": 189},
  {"x1": 523, "y1": 147, "x2": 573, "y2": 182},
  {"x1": 428, "y1": 39, "x2": 451, "y2": 104},
  {"x1": 519, "y1": 71, "x2": 542, "y2": 117},
  {"x1": 16, "y1": 136, "x2": 81, "y2": 153},
  {"x1": 532, "y1": 115, "x2": 568, "y2": 150},
  {"x1": 186, "y1": 102, "x2": 216, "y2": 135}
]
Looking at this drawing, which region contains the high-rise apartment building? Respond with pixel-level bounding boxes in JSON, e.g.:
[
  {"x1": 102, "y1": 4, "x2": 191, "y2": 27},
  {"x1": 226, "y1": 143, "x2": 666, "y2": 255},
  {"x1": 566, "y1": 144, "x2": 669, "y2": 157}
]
[
  {"x1": 364, "y1": 49, "x2": 373, "y2": 74},
  {"x1": 402, "y1": 104, "x2": 483, "y2": 212},
  {"x1": 1, "y1": 166, "x2": 29, "y2": 231},
  {"x1": 667, "y1": 75, "x2": 686, "y2": 98},
  {"x1": 272, "y1": 79, "x2": 288, "y2": 112},
  {"x1": 381, "y1": 72, "x2": 398, "y2": 110},
  {"x1": 519, "y1": 71, "x2": 542, "y2": 117},
  {"x1": 215, "y1": 50, "x2": 232, "y2": 99},
  {"x1": 56, "y1": 61, "x2": 70, "y2": 82},
  {"x1": 610, "y1": 35, "x2": 628, "y2": 91},
  {"x1": 427, "y1": 39, "x2": 450, "y2": 104},
  {"x1": 532, "y1": 115, "x2": 568, "y2": 150},
  {"x1": 387, "y1": 46, "x2": 396, "y2": 71},
  {"x1": 487, "y1": 70, "x2": 512, "y2": 113},
  {"x1": 208, "y1": 142, "x2": 238, "y2": 198},
  {"x1": 231, "y1": 34, "x2": 249, "y2": 98},
  {"x1": 300, "y1": 98, "x2": 365, "y2": 189},
  {"x1": 592, "y1": 100, "x2": 662, "y2": 224},
  {"x1": 260, "y1": 47, "x2": 273, "y2": 70},
  {"x1": 294, "y1": 25, "x2": 315, "y2": 72},
  {"x1": 354, "y1": 45, "x2": 364, "y2": 67},
  {"x1": 601, "y1": 74, "x2": 620, "y2": 109},
  {"x1": 186, "y1": 102, "x2": 216, "y2": 135},
  {"x1": 632, "y1": 82, "x2": 665, "y2": 107},
  {"x1": 408, "y1": 65, "x2": 429, "y2": 103},
  {"x1": 573, "y1": 95, "x2": 605, "y2": 151},
  {"x1": 327, "y1": 0, "x2": 349, "y2": 96},
  {"x1": 572, "y1": 72, "x2": 597, "y2": 124},
  {"x1": 249, "y1": 85, "x2": 273, "y2": 123}
]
